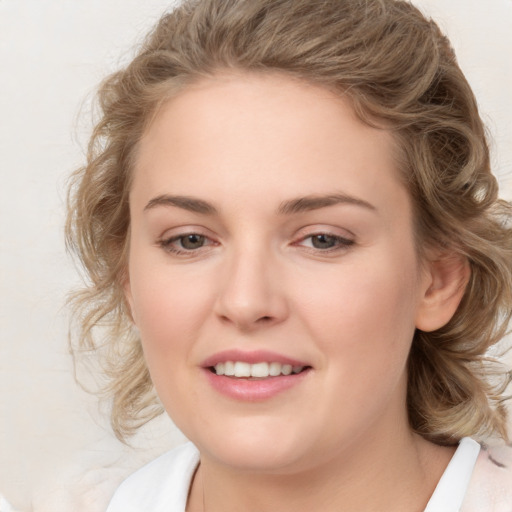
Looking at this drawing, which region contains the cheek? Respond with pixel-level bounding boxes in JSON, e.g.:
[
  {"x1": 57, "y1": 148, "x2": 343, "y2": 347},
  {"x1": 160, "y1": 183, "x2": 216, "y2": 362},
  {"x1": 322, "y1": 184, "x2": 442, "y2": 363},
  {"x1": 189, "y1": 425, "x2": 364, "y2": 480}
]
[
  {"x1": 298, "y1": 253, "x2": 421, "y2": 371},
  {"x1": 127, "y1": 259, "x2": 214, "y2": 362},
  {"x1": 127, "y1": 262, "x2": 214, "y2": 423}
]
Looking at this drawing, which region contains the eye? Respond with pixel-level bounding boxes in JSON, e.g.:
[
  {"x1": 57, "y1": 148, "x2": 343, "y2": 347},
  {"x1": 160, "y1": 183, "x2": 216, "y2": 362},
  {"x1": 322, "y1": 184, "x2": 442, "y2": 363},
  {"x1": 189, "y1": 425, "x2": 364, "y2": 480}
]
[
  {"x1": 178, "y1": 234, "x2": 206, "y2": 250},
  {"x1": 309, "y1": 234, "x2": 340, "y2": 249},
  {"x1": 159, "y1": 232, "x2": 216, "y2": 255},
  {"x1": 297, "y1": 232, "x2": 354, "y2": 252}
]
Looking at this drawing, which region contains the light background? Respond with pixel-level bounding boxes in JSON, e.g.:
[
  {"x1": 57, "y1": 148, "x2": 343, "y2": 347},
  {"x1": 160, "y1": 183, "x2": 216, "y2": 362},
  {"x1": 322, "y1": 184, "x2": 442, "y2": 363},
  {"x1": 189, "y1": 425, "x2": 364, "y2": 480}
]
[{"x1": 0, "y1": 1, "x2": 511, "y2": 510}]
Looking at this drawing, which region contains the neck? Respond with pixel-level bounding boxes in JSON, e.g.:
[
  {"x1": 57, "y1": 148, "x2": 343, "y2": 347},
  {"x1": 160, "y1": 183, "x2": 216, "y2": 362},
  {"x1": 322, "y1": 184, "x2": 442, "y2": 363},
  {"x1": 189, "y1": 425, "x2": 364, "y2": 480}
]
[{"x1": 188, "y1": 425, "x2": 454, "y2": 512}]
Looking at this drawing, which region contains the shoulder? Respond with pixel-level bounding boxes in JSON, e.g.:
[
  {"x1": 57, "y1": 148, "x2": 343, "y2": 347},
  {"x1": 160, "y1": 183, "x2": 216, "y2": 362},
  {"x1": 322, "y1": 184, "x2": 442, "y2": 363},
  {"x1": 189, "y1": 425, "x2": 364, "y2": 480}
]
[
  {"x1": 106, "y1": 442, "x2": 200, "y2": 512},
  {"x1": 462, "y1": 442, "x2": 512, "y2": 512}
]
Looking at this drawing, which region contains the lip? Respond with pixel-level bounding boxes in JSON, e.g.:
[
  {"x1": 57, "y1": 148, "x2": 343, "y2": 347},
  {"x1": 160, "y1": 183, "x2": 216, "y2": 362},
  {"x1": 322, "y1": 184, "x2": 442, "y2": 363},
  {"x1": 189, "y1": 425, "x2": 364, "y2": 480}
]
[
  {"x1": 200, "y1": 349, "x2": 312, "y2": 401},
  {"x1": 202, "y1": 368, "x2": 311, "y2": 401},
  {"x1": 201, "y1": 349, "x2": 309, "y2": 368}
]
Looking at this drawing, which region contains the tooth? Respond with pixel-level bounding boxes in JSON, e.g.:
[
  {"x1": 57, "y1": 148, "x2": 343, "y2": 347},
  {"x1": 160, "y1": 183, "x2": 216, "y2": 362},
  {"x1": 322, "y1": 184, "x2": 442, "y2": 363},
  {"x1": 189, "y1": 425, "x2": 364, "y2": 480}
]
[
  {"x1": 251, "y1": 362, "x2": 269, "y2": 378},
  {"x1": 234, "y1": 361, "x2": 251, "y2": 377},
  {"x1": 269, "y1": 362, "x2": 282, "y2": 376},
  {"x1": 216, "y1": 361, "x2": 304, "y2": 378},
  {"x1": 224, "y1": 361, "x2": 235, "y2": 376},
  {"x1": 281, "y1": 364, "x2": 292, "y2": 376}
]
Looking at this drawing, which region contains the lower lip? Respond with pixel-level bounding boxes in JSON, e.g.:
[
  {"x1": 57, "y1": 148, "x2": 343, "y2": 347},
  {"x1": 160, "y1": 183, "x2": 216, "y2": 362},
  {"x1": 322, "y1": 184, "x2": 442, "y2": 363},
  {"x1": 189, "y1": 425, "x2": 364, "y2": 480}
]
[{"x1": 202, "y1": 368, "x2": 311, "y2": 401}]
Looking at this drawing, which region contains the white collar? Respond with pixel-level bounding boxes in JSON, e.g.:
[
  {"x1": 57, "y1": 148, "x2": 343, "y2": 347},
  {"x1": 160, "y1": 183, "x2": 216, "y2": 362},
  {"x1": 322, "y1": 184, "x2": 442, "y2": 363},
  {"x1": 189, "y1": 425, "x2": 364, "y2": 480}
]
[{"x1": 424, "y1": 437, "x2": 480, "y2": 512}]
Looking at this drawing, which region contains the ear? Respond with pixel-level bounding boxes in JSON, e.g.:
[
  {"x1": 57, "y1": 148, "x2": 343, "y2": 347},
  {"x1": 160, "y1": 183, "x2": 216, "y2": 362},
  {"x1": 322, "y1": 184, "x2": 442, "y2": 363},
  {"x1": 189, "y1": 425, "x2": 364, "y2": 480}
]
[{"x1": 415, "y1": 251, "x2": 470, "y2": 332}]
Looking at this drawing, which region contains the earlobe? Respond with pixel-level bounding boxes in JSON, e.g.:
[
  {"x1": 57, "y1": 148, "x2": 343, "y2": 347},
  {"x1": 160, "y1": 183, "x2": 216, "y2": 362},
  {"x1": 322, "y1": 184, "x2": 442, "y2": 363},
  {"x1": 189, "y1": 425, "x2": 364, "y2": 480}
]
[{"x1": 415, "y1": 252, "x2": 470, "y2": 332}]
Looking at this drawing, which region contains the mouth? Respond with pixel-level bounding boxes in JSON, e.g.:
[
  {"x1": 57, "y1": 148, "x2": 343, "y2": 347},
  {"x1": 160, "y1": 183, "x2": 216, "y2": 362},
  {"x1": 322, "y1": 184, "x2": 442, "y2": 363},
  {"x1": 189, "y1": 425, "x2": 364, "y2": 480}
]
[
  {"x1": 209, "y1": 361, "x2": 310, "y2": 379},
  {"x1": 201, "y1": 350, "x2": 312, "y2": 400}
]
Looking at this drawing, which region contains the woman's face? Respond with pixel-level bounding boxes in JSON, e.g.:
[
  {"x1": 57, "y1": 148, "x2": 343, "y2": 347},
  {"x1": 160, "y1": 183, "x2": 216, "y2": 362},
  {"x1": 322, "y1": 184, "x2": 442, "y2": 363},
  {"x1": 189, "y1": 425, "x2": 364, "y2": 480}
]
[{"x1": 126, "y1": 73, "x2": 434, "y2": 473}]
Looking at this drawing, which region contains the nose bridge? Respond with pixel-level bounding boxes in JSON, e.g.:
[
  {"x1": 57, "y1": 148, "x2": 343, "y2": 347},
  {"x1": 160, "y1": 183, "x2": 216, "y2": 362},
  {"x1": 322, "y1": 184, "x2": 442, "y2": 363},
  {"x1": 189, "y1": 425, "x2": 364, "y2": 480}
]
[{"x1": 215, "y1": 237, "x2": 287, "y2": 329}]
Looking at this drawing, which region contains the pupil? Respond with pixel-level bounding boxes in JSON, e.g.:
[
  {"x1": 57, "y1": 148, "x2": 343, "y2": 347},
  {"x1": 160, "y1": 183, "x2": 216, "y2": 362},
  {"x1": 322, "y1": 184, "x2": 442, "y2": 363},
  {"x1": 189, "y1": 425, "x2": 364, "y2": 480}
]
[
  {"x1": 182, "y1": 234, "x2": 205, "y2": 249},
  {"x1": 312, "y1": 234, "x2": 335, "y2": 249}
]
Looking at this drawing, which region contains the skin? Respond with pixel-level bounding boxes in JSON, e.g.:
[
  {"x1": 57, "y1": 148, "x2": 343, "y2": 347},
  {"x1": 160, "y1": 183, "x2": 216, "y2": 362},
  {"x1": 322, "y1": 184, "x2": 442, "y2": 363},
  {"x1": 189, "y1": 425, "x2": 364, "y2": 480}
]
[{"x1": 125, "y1": 73, "x2": 468, "y2": 511}]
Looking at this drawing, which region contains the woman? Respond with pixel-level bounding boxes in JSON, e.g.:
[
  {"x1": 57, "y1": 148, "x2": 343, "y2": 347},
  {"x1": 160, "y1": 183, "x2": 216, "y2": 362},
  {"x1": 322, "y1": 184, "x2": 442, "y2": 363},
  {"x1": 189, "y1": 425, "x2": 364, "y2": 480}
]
[{"x1": 66, "y1": 0, "x2": 512, "y2": 510}]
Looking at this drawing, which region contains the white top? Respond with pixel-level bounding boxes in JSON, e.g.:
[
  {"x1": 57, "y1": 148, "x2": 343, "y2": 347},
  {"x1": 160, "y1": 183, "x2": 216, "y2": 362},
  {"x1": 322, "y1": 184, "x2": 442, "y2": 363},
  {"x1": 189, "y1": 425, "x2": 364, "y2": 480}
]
[
  {"x1": 0, "y1": 496, "x2": 16, "y2": 512},
  {"x1": 424, "y1": 437, "x2": 480, "y2": 511},
  {"x1": 106, "y1": 442, "x2": 199, "y2": 512},
  {"x1": 105, "y1": 437, "x2": 504, "y2": 512}
]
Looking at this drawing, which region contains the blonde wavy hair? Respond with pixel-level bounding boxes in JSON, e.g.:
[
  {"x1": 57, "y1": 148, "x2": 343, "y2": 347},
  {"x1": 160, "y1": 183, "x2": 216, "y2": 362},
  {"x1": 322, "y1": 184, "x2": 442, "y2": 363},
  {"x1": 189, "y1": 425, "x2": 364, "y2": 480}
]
[{"x1": 66, "y1": 0, "x2": 512, "y2": 443}]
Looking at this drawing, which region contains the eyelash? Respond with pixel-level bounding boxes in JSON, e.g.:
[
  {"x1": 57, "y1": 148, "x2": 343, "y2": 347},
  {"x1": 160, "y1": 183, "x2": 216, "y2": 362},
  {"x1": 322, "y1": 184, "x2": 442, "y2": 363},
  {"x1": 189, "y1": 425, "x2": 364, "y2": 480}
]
[
  {"x1": 158, "y1": 231, "x2": 354, "y2": 257},
  {"x1": 159, "y1": 233, "x2": 217, "y2": 256},
  {"x1": 295, "y1": 233, "x2": 354, "y2": 253}
]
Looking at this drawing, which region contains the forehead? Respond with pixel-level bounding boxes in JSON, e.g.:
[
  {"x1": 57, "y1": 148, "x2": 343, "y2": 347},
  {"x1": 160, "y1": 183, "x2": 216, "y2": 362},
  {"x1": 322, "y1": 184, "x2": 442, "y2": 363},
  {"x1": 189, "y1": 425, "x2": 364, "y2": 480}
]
[{"x1": 131, "y1": 72, "x2": 408, "y2": 218}]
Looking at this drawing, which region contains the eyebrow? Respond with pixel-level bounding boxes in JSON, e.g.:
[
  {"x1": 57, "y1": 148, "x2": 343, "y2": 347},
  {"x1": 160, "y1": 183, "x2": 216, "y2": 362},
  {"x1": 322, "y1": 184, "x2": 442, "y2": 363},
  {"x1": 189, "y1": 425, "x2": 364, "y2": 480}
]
[
  {"x1": 143, "y1": 192, "x2": 376, "y2": 216},
  {"x1": 277, "y1": 193, "x2": 377, "y2": 215},
  {"x1": 144, "y1": 195, "x2": 218, "y2": 215}
]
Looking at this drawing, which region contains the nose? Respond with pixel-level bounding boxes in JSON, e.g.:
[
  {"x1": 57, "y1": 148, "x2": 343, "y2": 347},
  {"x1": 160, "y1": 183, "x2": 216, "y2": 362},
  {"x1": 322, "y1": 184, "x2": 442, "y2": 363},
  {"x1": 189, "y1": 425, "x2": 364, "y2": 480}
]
[{"x1": 214, "y1": 246, "x2": 289, "y2": 332}]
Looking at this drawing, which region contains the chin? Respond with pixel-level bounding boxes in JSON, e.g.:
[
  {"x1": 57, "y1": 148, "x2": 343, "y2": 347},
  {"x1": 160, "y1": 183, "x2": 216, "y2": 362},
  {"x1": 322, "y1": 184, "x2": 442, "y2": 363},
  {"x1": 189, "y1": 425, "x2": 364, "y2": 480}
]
[
  {"x1": 207, "y1": 443, "x2": 305, "y2": 474},
  {"x1": 190, "y1": 418, "x2": 315, "y2": 473}
]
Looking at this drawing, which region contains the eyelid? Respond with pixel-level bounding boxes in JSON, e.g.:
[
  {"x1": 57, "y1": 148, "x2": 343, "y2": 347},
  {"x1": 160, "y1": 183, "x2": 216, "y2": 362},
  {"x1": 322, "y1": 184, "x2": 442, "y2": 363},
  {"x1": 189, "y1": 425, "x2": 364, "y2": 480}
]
[
  {"x1": 297, "y1": 233, "x2": 354, "y2": 247},
  {"x1": 157, "y1": 226, "x2": 219, "y2": 256},
  {"x1": 292, "y1": 225, "x2": 355, "y2": 242},
  {"x1": 157, "y1": 224, "x2": 216, "y2": 242},
  {"x1": 291, "y1": 226, "x2": 356, "y2": 253}
]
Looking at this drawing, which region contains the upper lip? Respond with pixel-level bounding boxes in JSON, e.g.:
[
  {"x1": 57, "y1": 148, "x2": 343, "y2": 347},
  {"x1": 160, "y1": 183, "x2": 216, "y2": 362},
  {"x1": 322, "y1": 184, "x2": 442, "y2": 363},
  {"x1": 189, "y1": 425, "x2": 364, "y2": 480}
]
[{"x1": 201, "y1": 349, "x2": 310, "y2": 368}]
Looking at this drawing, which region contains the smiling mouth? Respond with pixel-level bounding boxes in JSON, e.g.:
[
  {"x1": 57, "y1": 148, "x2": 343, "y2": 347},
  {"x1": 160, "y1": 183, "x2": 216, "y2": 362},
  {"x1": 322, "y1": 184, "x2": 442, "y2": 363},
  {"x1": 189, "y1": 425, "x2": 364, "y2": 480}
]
[{"x1": 209, "y1": 361, "x2": 310, "y2": 378}]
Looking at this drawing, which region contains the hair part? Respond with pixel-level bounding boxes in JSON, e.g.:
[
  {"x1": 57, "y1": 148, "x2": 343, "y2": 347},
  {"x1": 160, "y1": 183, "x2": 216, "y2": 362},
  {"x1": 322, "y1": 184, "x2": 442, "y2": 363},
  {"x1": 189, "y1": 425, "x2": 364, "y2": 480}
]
[{"x1": 66, "y1": 0, "x2": 512, "y2": 443}]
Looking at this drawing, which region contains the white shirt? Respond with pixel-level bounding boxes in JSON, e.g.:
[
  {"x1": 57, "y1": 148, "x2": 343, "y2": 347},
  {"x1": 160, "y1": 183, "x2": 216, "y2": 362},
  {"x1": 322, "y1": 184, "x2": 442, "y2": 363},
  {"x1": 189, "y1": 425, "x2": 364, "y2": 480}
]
[
  {"x1": 424, "y1": 437, "x2": 480, "y2": 511},
  {"x1": 106, "y1": 437, "x2": 506, "y2": 512}
]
